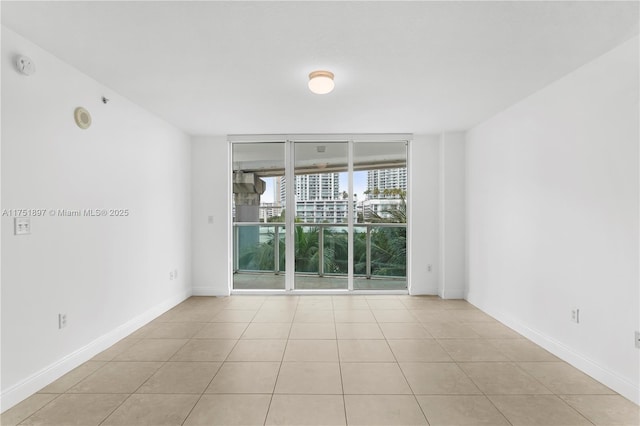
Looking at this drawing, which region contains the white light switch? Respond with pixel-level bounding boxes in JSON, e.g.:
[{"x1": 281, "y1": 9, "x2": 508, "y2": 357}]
[{"x1": 14, "y1": 217, "x2": 31, "y2": 235}]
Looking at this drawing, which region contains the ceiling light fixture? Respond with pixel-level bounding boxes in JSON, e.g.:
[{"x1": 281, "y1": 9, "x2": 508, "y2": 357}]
[{"x1": 308, "y1": 70, "x2": 335, "y2": 94}]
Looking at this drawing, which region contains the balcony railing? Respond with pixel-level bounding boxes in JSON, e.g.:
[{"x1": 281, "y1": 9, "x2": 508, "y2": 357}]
[{"x1": 233, "y1": 222, "x2": 406, "y2": 279}]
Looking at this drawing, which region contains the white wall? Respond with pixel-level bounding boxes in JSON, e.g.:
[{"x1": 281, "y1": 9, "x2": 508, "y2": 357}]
[
  {"x1": 409, "y1": 135, "x2": 440, "y2": 295},
  {"x1": 191, "y1": 136, "x2": 230, "y2": 296},
  {"x1": 1, "y1": 27, "x2": 192, "y2": 410},
  {"x1": 466, "y1": 36, "x2": 639, "y2": 403},
  {"x1": 439, "y1": 132, "x2": 466, "y2": 299}
]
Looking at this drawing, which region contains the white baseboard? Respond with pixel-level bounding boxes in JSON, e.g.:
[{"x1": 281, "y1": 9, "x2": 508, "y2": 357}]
[
  {"x1": 0, "y1": 289, "x2": 191, "y2": 413},
  {"x1": 441, "y1": 287, "x2": 465, "y2": 299},
  {"x1": 409, "y1": 286, "x2": 438, "y2": 296},
  {"x1": 469, "y1": 298, "x2": 640, "y2": 405}
]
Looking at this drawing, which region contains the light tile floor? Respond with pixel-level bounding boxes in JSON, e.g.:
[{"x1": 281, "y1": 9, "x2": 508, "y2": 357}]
[{"x1": 3, "y1": 295, "x2": 639, "y2": 426}]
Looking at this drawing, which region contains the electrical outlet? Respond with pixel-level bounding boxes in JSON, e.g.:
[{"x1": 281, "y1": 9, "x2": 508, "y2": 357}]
[
  {"x1": 571, "y1": 308, "x2": 580, "y2": 324},
  {"x1": 58, "y1": 313, "x2": 67, "y2": 329},
  {"x1": 169, "y1": 271, "x2": 174, "y2": 280},
  {"x1": 14, "y1": 217, "x2": 31, "y2": 235},
  {"x1": 635, "y1": 331, "x2": 640, "y2": 349},
  {"x1": 427, "y1": 264, "x2": 432, "y2": 272}
]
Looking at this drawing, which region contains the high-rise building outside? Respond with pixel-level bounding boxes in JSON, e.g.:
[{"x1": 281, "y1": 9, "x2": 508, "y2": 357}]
[
  {"x1": 275, "y1": 173, "x2": 355, "y2": 223},
  {"x1": 359, "y1": 167, "x2": 407, "y2": 222},
  {"x1": 366, "y1": 167, "x2": 407, "y2": 199}
]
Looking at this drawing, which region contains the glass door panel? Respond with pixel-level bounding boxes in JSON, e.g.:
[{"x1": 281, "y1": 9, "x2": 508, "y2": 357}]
[
  {"x1": 294, "y1": 142, "x2": 349, "y2": 290},
  {"x1": 232, "y1": 142, "x2": 285, "y2": 289},
  {"x1": 353, "y1": 142, "x2": 407, "y2": 290}
]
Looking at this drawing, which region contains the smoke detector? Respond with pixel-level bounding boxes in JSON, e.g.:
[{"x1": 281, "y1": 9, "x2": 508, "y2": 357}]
[{"x1": 16, "y1": 56, "x2": 35, "y2": 76}]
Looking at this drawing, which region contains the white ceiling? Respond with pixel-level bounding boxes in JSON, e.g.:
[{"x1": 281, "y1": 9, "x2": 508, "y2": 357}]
[{"x1": 2, "y1": 1, "x2": 638, "y2": 136}]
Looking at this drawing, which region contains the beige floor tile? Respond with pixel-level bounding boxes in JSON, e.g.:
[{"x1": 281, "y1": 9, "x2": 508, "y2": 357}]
[
  {"x1": 411, "y1": 311, "x2": 453, "y2": 323},
  {"x1": 114, "y1": 338, "x2": 188, "y2": 361},
  {"x1": 102, "y1": 394, "x2": 199, "y2": 425},
  {"x1": 179, "y1": 296, "x2": 229, "y2": 310},
  {"x1": 284, "y1": 339, "x2": 339, "y2": 362},
  {"x1": 344, "y1": 395, "x2": 428, "y2": 425},
  {"x1": 417, "y1": 395, "x2": 510, "y2": 425},
  {"x1": 296, "y1": 299, "x2": 334, "y2": 311},
  {"x1": 184, "y1": 394, "x2": 271, "y2": 425},
  {"x1": 289, "y1": 323, "x2": 336, "y2": 339},
  {"x1": 261, "y1": 298, "x2": 299, "y2": 310},
  {"x1": 560, "y1": 394, "x2": 640, "y2": 426},
  {"x1": 453, "y1": 310, "x2": 498, "y2": 323},
  {"x1": 266, "y1": 394, "x2": 346, "y2": 425},
  {"x1": 224, "y1": 296, "x2": 266, "y2": 309},
  {"x1": 91, "y1": 338, "x2": 141, "y2": 361},
  {"x1": 128, "y1": 324, "x2": 154, "y2": 339},
  {"x1": 338, "y1": 340, "x2": 395, "y2": 362},
  {"x1": 241, "y1": 322, "x2": 291, "y2": 339},
  {"x1": 367, "y1": 300, "x2": 406, "y2": 310},
  {"x1": 408, "y1": 300, "x2": 451, "y2": 311},
  {"x1": 441, "y1": 300, "x2": 478, "y2": 310},
  {"x1": 68, "y1": 361, "x2": 162, "y2": 393},
  {"x1": 137, "y1": 361, "x2": 221, "y2": 394},
  {"x1": 366, "y1": 295, "x2": 401, "y2": 300},
  {"x1": 227, "y1": 339, "x2": 286, "y2": 361},
  {"x1": 487, "y1": 339, "x2": 559, "y2": 361},
  {"x1": 388, "y1": 339, "x2": 452, "y2": 362},
  {"x1": 252, "y1": 309, "x2": 296, "y2": 323},
  {"x1": 159, "y1": 308, "x2": 219, "y2": 323},
  {"x1": 11, "y1": 294, "x2": 629, "y2": 426},
  {"x1": 275, "y1": 362, "x2": 343, "y2": 394},
  {"x1": 206, "y1": 361, "x2": 279, "y2": 393},
  {"x1": 294, "y1": 310, "x2": 336, "y2": 323},
  {"x1": 335, "y1": 323, "x2": 384, "y2": 339},
  {"x1": 372, "y1": 309, "x2": 418, "y2": 323},
  {"x1": 142, "y1": 322, "x2": 206, "y2": 339},
  {"x1": 332, "y1": 298, "x2": 370, "y2": 310},
  {"x1": 194, "y1": 323, "x2": 248, "y2": 339},
  {"x1": 170, "y1": 339, "x2": 237, "y2": 361},
  {"x1": 19, "y1": 394, "x2": 127, "y2": 426},
  {"x1": 489, "y1": 395, "x2": 592, "y2": 425},
  {"x1": 467, "y1": 322, "x2": 522, "y2": 338},
  {"x1": 438, "y1": 339, "x2": 510, "y2": 361},
  {"x1": 460, "y1": 362, "x2": 552, "y2": 394},
  {"x1": 334, "y1": 310, "x2": 376, "y2": 323},
  {"x1": 399, "y1": 362, "x2": 481, "y2": 395},
  {"x1": 422, "y1": 322, "x2": 481, "y2": 338},
  {"x1": 518, "y1": 362, "x2": 615, "y2": 394},
  {"x1": 341, "y1": 363, "x2": 411, "y2": 394},
  {"x1": 212, "y1": 309, "x2": 257, "y2": 322},
  {"x1": 401, "y1": 299, "x2": 445, "y2": 310},
  {"x1": 379, "y1": 323, "x2": 431, "y2": 339},
  {"x1": 0, "y1": 393, "x2": 58, "y2": 426},
  {"x1": 38, "y1": 361, "x2": 106, "y2": 393}
]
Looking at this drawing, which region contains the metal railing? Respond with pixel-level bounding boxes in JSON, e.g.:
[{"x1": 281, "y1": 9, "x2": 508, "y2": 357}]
[{"x1": 233, "y1": 222, "x2": 406, "y2": 279}]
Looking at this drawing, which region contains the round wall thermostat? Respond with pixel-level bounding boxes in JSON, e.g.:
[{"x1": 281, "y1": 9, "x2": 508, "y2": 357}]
[{"x1": 74, "y1": 107, "x2": 92, "y2": 129}]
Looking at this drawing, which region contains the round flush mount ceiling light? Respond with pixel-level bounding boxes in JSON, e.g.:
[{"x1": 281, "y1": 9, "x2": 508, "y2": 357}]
[{"x1": 308, "y1": 70, "x2": 335, "y2": 94}]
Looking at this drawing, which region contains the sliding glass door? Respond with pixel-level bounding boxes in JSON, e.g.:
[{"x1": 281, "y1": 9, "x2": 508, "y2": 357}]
[
  {"x1": 231, "y1": 137, "x2": 408, "y2": 292},
  {"x1": 232, "y1": 142, "x2": 286, "y2": 290},
  {"x1": 353, "y1": 141, "x2": 407, "y2": 290},
  {"x1": 294, "y1": 141, "x2": 349, "y2": 290}
]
